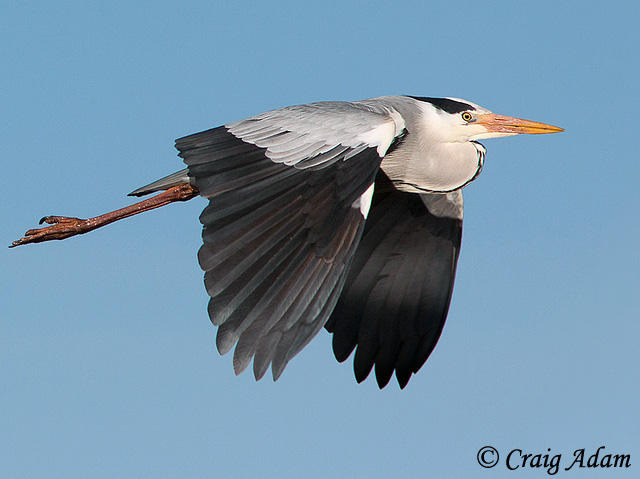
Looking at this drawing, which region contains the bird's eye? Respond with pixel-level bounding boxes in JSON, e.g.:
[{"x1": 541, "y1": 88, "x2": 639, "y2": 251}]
[{"x1": 461, "y1": 112, "x2": 473, "y2": 122}]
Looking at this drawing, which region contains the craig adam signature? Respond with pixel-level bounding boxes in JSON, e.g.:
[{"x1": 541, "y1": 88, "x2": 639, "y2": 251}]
[{"x1": 477, "y1": 446, "x2": 631, "y2": 475}]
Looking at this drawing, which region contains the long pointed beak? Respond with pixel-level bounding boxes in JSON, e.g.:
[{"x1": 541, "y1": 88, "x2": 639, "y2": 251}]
[{"x1": 478, "y1": 113, "x2": 564, "y2": 135}]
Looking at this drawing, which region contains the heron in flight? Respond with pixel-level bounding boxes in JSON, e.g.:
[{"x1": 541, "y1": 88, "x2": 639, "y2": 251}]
[{"x1": 12, "y1": 96, "x2": 563, "y2": 388}]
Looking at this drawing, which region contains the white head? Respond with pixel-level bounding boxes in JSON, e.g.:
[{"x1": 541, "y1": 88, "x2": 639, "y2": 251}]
[
  {"x1": 380, "y1": 97, "x2": 563, "y2": 193},
  {"x1": 412, "y1": 96, "x2": 563, "y2": 143}
]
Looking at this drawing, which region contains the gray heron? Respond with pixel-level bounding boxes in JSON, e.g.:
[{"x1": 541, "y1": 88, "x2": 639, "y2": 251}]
[{"x1": 12, "y1": 96, "x2": 563, "y2": 388}]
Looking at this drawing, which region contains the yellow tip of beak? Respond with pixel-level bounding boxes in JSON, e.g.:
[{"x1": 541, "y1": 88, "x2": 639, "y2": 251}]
[{"x1": 479, "y1": 113, "x2": 564, "y2": 135}]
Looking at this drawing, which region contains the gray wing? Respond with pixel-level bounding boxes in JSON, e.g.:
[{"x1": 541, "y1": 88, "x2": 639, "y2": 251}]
[
  {"x1": 326, "y1": 172, "x2": 463, "y2": 389},
  {"x1": 177, "y1": 102, "x2": 405, "y2": 381}
]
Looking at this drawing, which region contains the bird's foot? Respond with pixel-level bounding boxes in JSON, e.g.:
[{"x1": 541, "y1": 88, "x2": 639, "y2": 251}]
[
  {"x1": 10, "y1": 216, "x2": 90, "y2": 247},
  {"x1": 10, "y1": 183, "x2": 200, "y2": 249}
]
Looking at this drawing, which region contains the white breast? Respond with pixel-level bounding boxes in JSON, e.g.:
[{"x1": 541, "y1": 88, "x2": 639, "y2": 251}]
[{"x1": 381, "y1": 140, "x2": 484, "y2": 193}]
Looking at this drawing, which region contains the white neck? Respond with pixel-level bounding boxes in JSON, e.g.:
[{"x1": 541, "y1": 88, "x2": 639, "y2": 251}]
[{"x1": 381, "y1": 135, "x2": 484, "y2": 193}]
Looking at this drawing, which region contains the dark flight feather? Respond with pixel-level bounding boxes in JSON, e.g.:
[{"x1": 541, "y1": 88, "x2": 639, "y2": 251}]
[
  {"x1": 177, "y1": 126, "x2": 383, "y2": 380},
  {"x1": 326, "y1": 173, "x2": 463, "y2": 388}
]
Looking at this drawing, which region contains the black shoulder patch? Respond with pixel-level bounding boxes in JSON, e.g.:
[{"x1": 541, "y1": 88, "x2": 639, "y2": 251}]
[{"x1": 408, "y1": 97, "x2": 475, "y2": 114}]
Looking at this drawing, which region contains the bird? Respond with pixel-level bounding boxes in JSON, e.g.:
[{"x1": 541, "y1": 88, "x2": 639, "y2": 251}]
[{"x1": 11, "y1": 95, "x2": 563, "y2": 388}]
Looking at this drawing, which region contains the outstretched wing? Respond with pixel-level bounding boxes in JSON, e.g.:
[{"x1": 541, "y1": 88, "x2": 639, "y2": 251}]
[
  {"x1": 177, "y1": 102, "x2": 405, "y2": 381},
  {"x1": 326, "y1": 173, "x2": 463, "y2": 389}
]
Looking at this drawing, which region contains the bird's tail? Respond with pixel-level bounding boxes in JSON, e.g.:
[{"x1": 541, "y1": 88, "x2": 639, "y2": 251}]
[{"x1": 128, "y1": 168, "x2": 192, "y2": 197}]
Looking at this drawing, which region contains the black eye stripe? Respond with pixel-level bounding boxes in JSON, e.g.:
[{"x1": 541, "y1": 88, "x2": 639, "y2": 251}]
[{"x1": 408, "y1": 97, "x2": 475, "y2": 114}]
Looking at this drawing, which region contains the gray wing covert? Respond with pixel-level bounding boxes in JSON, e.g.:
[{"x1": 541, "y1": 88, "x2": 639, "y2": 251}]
[
  {"x1": 326, "y1": 174, "x2": 464, "y2": 389},
  {"x1": 177, "y1": 102, "x2": 405, "y2": 382}
]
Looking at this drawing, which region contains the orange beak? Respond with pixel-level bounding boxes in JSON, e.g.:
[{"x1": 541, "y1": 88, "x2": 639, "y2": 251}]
[{"x1": 477, "y1": 113, "x2": 564, "y2": 135}]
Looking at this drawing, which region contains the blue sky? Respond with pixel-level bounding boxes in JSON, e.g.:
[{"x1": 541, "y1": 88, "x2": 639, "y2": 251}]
[{"x1": 1, "y1": 1, "x2": 638, "y2": 477}]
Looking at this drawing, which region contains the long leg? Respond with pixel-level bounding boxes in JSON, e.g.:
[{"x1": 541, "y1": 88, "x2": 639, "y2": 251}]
[{"x1": 10, "y1": 183, "x2": 199, "y2": 248}]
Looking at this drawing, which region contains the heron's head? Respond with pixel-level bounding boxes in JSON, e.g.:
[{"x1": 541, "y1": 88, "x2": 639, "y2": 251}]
[{"x1": 413, "y1": 97, "x2": 564, "y2": 143}]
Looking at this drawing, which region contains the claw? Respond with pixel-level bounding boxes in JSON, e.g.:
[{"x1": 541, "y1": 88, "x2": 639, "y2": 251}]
[
  {"x1": 39, "y1": 215, "x2": 82, "y2": 225},
  {"x1": 10, "y1": 216, "x2": 88, "y2": 248}
]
